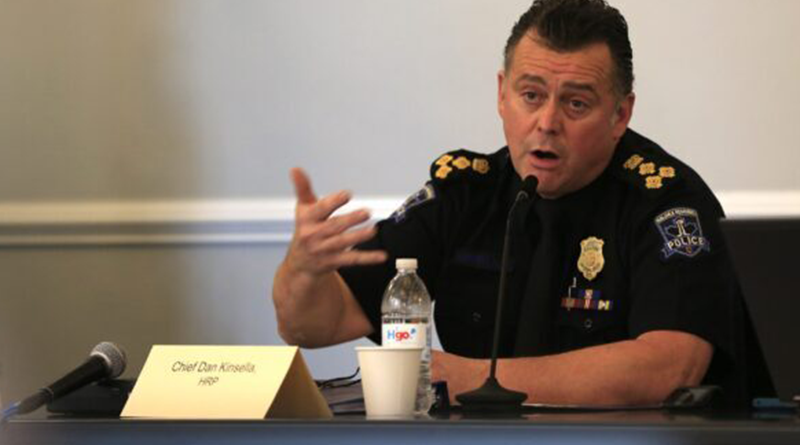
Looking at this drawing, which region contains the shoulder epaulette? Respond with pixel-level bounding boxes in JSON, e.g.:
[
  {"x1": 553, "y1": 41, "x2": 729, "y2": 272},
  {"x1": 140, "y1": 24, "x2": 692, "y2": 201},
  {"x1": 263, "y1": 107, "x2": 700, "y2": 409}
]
[
  {"x1": 616, "y1": 150, "x2": 682, "y2": 197},
  {"x1": 429, "y1": 149, "x2": 493, "y2": 183}
]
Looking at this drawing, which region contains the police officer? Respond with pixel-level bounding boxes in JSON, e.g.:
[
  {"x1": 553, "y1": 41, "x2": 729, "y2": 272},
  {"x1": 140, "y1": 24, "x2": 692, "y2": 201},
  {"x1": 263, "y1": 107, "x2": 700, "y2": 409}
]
[{"x1": 273, "y1": 0, "x2": 749, "y2": 407}]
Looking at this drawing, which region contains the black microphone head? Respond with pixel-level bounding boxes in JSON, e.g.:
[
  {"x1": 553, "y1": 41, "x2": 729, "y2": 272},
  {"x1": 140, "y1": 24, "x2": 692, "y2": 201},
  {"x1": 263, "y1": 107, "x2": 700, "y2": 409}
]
[
  {"x1": 516, "y1": 175, "x2": 539, "y2": 201},
  {"x1": 90, "y1": 342, "x2": 127, "y2": 378},
  {"x1": 522, "y1": 175, "x2": 538, "y2": 196}
]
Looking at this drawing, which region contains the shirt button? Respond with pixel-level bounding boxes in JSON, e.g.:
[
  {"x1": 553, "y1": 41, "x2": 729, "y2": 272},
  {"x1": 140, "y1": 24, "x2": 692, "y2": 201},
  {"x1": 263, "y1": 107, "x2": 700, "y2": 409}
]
[
  {"x1": 584, "y1": 318, "x2": 593, "y2": 330},
  {"x1": 472, "y1": 312, "x2": 482, "y2": 323}
]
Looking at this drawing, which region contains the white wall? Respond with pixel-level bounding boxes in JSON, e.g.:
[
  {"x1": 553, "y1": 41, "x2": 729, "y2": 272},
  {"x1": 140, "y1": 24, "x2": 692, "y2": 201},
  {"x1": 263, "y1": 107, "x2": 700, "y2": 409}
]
[
  {"x1": 2, "y1": 0, "x2": 798, "y2": 201},
  {"x1": 1, "y1": 0, "x2": 799, "y2": 403}
]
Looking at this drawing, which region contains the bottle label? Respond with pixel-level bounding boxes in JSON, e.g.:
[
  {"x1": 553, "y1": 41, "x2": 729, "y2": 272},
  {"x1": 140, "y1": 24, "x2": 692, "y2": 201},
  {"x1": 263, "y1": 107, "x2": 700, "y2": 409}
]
[{"x1": 382, "y1": 323, "x2": 426, "y2": 348}]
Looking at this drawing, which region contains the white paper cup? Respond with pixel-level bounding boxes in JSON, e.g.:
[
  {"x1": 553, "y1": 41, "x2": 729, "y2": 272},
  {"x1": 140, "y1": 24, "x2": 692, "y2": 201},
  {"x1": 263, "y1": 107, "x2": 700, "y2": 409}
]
[{"x1": 356, "y1": 346, "x2": 422, "y2": 419}]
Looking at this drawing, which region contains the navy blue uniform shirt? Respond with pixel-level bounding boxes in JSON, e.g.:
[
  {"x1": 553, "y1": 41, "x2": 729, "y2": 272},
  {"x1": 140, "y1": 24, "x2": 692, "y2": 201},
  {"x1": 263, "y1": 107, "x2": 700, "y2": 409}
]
[{"x1": 340, "y1": 129, "x2": 761, "y2": 408}]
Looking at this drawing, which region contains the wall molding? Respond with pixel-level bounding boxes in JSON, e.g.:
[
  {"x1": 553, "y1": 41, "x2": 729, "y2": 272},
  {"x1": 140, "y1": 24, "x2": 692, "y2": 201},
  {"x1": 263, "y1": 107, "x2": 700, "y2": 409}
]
[
  {"x1": 1, "y1": 192, "x2": 798, "y2": 247},
  {"x1": 0, "y1": 198, "x2": 402, "y2": 247}
]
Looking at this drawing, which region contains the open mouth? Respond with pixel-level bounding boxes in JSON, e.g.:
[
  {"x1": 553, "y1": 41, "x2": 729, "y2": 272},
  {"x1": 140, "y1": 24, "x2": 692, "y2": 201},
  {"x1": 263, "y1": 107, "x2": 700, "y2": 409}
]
[{"x1": 531, "y1": 149, "x2": 559, "y2": 160}]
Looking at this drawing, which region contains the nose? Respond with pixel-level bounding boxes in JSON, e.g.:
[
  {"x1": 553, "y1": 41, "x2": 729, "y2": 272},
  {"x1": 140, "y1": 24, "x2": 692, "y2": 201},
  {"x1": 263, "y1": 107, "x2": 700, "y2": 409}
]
[{"x1": 536, "y1": 98, "x2": 561, "y2": 135}]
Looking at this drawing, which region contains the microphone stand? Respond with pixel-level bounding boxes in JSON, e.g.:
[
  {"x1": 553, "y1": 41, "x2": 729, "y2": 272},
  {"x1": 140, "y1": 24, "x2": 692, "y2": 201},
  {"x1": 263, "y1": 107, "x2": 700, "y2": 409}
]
[{"x1": 456, "y1": 177, "x2": 537, "y2": 413}]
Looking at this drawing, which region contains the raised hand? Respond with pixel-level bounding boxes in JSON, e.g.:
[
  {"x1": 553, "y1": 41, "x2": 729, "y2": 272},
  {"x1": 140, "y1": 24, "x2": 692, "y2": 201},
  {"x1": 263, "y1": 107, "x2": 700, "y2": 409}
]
[{"x1": 285, "y1": 168, "x2": 387, "y2": 276}]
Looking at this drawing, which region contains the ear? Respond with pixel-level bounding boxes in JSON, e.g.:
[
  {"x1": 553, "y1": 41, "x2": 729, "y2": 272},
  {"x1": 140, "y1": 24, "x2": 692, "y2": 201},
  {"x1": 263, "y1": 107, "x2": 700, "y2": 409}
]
[
  {"x1": 612, "y1": 92, "x2": 636, "y2": 139},
  {"x1": 497, "y1": 70, "x2": 508, "y2": 118}
]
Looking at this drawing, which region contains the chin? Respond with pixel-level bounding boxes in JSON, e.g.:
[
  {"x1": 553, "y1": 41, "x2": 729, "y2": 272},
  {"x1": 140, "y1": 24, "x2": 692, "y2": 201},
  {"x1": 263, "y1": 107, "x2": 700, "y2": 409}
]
[
  {"x1": 537, "y1": 189, "x2": 560, "y2": 200},
  {"x1": 533, "y1": 178, "x2": 564, "y2": 199}
]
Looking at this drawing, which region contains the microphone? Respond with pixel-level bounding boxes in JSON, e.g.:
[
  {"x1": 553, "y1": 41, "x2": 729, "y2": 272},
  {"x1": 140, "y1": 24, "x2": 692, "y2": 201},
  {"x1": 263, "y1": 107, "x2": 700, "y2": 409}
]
[
  {"x1": 456, "y1": 176, "x2": 538, "y2": 413},
  {"x1": 13, "y1": 342, "x2": 127, "y2": 415},
  {"x1": 516, "y1": 175, "x2": 538, "y2": 202}
]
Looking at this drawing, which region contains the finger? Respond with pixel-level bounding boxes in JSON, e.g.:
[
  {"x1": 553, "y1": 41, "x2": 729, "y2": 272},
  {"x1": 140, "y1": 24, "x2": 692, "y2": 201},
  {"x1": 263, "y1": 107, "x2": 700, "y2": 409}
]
[
  {"x1": 329, "y1": 249, "x2": 388, "y2": 268},
  {"x1": 314, "y1": 225, "x2": 380, "y2": 254},
  {"x1": 304, "y1": 190, "x2": 352, "y2": 222},
  {"x1": 290, "y1": 168, "x2": 317, "y2": 205},
  {"x1": 314, "y1": 209, "x2": 371, "y2": 239}
]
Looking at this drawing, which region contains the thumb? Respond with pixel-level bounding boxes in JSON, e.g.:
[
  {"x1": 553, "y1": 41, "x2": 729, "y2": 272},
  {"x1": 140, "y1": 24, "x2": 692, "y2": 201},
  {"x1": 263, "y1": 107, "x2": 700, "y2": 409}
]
[{"x1": 290, "y1": 168, "x2": 317, "y2": 205}]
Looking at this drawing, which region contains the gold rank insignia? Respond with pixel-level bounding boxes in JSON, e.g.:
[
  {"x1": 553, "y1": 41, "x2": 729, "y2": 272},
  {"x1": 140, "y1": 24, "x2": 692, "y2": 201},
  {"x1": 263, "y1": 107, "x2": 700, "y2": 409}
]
[
  {"x1": 472, "y1": 158, "x2": 490, "y2": 174},
  {"x1": 646, "y1": 175, "x2": 663, "y2": 189},
  {"x1": 638, "y1": 162, "x2": 656, "y2": 176},
  {"x1": 624, "y1": 155, "x2": 644, "y2": 170},
  {"x1": 452, "y1": 156, "x2": 471, "y2": 170},
  {"x1": 659, "y1": 166, "x2": 676, "y2": 178},
  {"x1": 435, "y1": 154, "x2": 453, "y2": 167},
  {"x1": 435, "y1": 165, "x2": 453, "y2": 179},
  {"x1": 578, "y1": 237, "x2": 605, "y2": 281}
]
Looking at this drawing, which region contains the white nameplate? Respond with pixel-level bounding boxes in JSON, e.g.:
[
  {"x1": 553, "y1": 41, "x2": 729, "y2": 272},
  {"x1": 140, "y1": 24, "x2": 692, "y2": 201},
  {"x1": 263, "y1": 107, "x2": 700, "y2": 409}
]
[{"x1": 121, "y1": 345, "x2": 332, "y2": 419}]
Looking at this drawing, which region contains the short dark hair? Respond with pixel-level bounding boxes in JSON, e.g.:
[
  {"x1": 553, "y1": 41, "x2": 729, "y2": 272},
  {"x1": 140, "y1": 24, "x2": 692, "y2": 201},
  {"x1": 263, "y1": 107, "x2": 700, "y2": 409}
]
[{"x1": 504, "y1": 0, "x2": 634, "y2": 97}]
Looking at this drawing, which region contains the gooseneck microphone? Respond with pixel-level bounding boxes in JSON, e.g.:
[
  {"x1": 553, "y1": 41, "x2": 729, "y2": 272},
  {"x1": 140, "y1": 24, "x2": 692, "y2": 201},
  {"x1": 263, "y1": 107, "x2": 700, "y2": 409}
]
[
  {"x1": 456, "y1": 176, "x2": 538, "y2": 413},
  {"x1": 12, "y1": 342, "x2": 127, "y2": 416}
]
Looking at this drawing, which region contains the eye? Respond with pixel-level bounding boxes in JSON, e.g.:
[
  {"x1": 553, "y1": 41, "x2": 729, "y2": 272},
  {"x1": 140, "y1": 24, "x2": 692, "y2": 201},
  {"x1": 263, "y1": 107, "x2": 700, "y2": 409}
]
[
  {"x1": 569, "y1": 99, "x2": 588, "y2": 111},
  {"x1": 521, "y1": 90, "x2": 544, "y2": 105},
  {"x1": 564, "y1": 97, "x2": 592, "y2": 117}
]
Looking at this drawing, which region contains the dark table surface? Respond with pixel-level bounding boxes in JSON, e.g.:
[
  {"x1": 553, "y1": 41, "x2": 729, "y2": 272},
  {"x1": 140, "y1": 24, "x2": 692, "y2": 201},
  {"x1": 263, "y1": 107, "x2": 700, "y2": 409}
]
[{"x1": 4, "y1": 409, "x2": 800, "y2": 445}]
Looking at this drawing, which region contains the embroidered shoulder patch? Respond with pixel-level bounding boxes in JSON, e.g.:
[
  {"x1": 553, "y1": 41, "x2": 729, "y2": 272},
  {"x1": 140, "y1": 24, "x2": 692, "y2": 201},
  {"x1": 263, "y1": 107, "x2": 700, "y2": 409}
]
[
  {"x1": 390, "y1": 184, "x2": 436, "y2": 223},
  {"x1": 654, "y1": 208, "x2": 711, "y2": 259}
]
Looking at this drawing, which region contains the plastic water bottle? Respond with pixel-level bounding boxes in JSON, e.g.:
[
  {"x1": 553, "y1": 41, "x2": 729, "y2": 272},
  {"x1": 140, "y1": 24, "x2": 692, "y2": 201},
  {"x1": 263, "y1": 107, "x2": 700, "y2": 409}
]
[{"x1": 381, "y1": 258, "x2": 433, "y2": 414}]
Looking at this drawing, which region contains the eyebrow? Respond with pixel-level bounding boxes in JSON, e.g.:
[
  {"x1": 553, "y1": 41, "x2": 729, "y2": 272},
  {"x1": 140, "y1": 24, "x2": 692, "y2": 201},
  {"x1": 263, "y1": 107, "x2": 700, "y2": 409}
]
[
  {"x1": 563, "y1": 81, "x2": 599, "y2": 96},
  {"x1": 513, "y1": 74, "x2": 600, "y2": 96},
  {"x1": 513, "y1": 74, "x2": 547, "y2": 89}
]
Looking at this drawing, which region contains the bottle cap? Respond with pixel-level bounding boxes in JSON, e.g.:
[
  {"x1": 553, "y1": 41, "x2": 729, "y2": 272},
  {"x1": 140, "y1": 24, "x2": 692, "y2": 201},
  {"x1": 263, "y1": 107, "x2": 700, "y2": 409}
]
[{"x1": 395, "y1": 258, "x2": 418, "y2": 270}]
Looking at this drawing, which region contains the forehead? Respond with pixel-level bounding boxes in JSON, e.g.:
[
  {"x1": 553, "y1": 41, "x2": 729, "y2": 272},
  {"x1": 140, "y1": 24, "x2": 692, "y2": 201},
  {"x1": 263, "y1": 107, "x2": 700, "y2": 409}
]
[{"x1": 508, "y1": 33, "x2": 614, "y2": 89}]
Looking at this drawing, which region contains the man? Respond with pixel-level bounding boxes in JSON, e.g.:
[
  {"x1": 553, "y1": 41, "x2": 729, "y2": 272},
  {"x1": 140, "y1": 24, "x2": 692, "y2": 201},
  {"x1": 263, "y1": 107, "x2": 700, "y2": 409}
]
[{"x1": 273, "y1": 0, "x2": 750, "y2": 407}]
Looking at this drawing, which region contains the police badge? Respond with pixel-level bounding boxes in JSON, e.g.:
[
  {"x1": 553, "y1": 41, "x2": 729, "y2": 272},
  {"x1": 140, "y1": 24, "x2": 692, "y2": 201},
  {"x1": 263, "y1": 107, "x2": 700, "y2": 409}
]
[
  {"x1": 578, "y1": 237, "x2": 605, "y2": 281},
  {"x1": 655, "y1": 208, "x2": 711, "y2": 259}
]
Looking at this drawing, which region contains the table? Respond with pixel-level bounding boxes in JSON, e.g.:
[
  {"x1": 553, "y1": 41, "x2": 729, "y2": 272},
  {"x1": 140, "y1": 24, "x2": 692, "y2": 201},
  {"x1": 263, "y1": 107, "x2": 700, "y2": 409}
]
[{"x1": 4, "y1": 411, "x2": 800, "y2": 445}]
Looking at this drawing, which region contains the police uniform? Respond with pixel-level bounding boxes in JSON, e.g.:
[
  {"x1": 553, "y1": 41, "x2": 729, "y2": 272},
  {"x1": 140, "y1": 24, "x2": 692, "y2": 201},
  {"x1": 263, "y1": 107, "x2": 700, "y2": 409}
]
[{"x1": 339, "y1": 129, "x2": 755, "y2": 407}]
